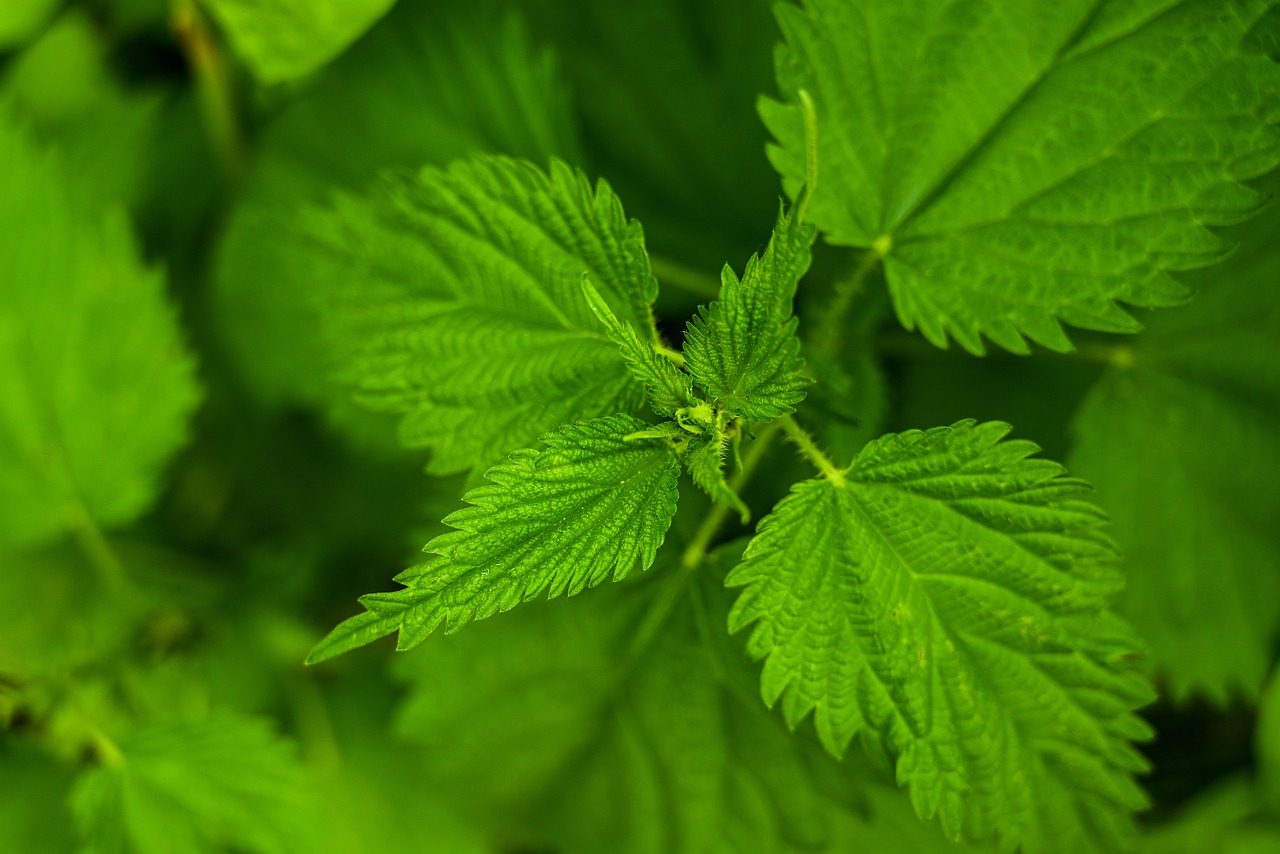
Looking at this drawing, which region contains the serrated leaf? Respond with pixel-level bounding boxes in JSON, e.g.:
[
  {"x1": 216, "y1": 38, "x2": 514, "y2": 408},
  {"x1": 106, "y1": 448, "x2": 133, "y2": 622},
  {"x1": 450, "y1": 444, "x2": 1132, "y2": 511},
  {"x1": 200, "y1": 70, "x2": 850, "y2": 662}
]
[
  {"x1": 762, "y1": 0, "x2": 1280, "y2": 354},
  {"x1": 580, "y1": 274, "x2": 695, "y2": 416},
  {"x1": 308, "y1": 415, "x2": 680, "y2": 662},
  {"x1": 1070, "y1": 202, "x2": 1280, "y2": 704},
  {"x1": 310, "y1": 155, "x2": 658, "y2": 473},
  {"x1": 70, "y1": 713, "x2": 315, "y2": 854},
  {"x1": 685, "y1": 206, "x2": 815, "y2": 420},
  {"x1": 0, "y1": 112, "x2": 199, "y2": 552},
  {"x1": 727, "y1": 421, "x2": 1153, "y2": 851},
  {"x1": 685, "y1": 432, "x2": 750, "y2": 524},
  {"x1": 211, "y1": 3, "x2": 579, "y2": 450},
  {"x1": 201, "y1": 0, "x2": 396, "y2": 84}
]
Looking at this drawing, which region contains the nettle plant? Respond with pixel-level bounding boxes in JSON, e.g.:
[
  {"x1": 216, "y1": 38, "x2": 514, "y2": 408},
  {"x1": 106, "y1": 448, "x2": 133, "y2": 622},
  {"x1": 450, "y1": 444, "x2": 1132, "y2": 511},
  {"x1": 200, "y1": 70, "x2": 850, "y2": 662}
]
[{"x1": 301, "y1": 1, "x2": 1280, "y2": 850}]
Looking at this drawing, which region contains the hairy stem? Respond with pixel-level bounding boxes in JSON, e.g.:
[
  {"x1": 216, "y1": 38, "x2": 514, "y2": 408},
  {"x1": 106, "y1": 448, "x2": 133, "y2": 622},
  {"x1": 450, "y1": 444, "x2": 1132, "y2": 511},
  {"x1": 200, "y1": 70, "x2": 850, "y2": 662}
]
[{"x1": 780, "y1": 414, "x2": 844, "y2": 485}]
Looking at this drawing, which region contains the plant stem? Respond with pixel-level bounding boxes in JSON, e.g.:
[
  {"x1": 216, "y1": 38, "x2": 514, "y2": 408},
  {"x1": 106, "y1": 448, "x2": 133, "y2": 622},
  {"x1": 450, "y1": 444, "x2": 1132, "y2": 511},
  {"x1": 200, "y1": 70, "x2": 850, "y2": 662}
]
[
  {"x1": 780, "y1": 414, "x2": 844, "y2": 485},
  {"x1": 171, "y1": 0, "x2": 247, "y2": 183},
  {"x1": 649, "y1": 255, "x2": 721, "y2": 300},
  {"x1": 814, "y1": 243, "x2": 887, "y2": 357}
]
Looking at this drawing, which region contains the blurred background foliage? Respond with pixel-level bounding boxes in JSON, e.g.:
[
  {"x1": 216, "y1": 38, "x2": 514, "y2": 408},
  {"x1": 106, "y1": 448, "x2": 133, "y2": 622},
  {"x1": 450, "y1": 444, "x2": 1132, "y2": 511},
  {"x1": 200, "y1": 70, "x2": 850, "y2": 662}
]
[{"x1": 0, "y1": 1, "x2": 1278, "y2": 852}]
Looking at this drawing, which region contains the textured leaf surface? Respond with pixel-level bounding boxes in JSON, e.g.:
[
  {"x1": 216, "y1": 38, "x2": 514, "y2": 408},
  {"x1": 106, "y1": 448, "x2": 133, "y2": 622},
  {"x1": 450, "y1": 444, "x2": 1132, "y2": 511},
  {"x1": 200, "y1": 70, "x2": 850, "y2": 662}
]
[
  {"x1": 685, "y1": 206, "x2": 815, "y2": 420},
  {"x1": 762, "y1": 0, "x2": 1280, "y2": 353},
  {"x1": 685, "y1": 433, "x2": 750, "y2": 523},
  {"x1": 71, "y1": 713, "x2": 313, "y2": 854},
  {"x1": 202, "y1": 0, "x2": 396, "y2": 83},
  {"x1": 0, "y1": 113, "x2": 199, "y2": 551},
  {"x1": 310, "y1": 155, "x2": 655, "y2": 473},
  {"x1": 211, "y1": 3, "x2": 579, "y2": 450},
  {"x1": 309, "y1": 416, "x2": 680, "y2": 662},
  {"x1": 728, "y1": 421, "x2": 1153, "y2": 851},
  {"x1": 580, "y1": 275, "x2": 695, "y2": 416},
  {"x1": 1070, "y1": 204, "x2": 1280, "y2": 703}
]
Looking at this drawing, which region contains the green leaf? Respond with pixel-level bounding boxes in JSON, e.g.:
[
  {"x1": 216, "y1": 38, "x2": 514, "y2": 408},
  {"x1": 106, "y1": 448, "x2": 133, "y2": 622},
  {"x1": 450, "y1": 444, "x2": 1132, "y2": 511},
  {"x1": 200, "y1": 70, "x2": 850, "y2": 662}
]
[
  {"x1": 0, "y1": 112, "x2": 199, "y2": 552},
  {"x1": 685, "y1": 205, "x2": 816, "y2": 420},
  {"x1": 310, "y1": 155, "x2": 657, "y2": 473},
  {"x1": 727, "y1": 421, "x2": 1153, "y2": 851},
  {"x1": 201, "y1": 0, "x2": 397, "y2": 84},
  {"x1": 762, "y1": 0, "x2": 1280, "y2": 354},
  {"x1": 580, "y1": 275, "x2": 695, "y2": 416},
  {"x1": 71, "y1": 712, "x2": 315, "y2": 854},
  {"x1": 308, "y1": 415, "x2": 680, "y2": 662},
  {"x1": 210, "y1": 2, "x2": 579, "y2": 451},
  {"x1": 685, "y1": 432, "x2": 751, "y2": 524},
  {"x1": 1070, "y1": 203, "x2": 1280, "y2": 703}
]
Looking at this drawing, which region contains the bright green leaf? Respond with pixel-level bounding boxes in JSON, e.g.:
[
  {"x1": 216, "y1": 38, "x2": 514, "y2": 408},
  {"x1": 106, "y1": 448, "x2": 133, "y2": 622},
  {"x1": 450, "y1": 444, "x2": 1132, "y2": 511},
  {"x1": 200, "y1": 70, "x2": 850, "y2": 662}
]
[
  {"x1": 201, "y1": 0, "x2": 397, "y2": 84},
  {"x1": 728, "y1": 421, "x2": 1153, "y2": 851},
  {"x1": 1070, "y1": 203, "x2": 1280, "y2": 704},
  {"x1": 685, "y1": 432, "x2": 750, "y2": 523},
  {"x1": 210, "y1": 2, "x2": 579, "y2": 451},
  {"x1": 762, "y1": 0, "x2": 1280, "y2": 354},
  {"x1": 71, "y1": 713, "x2": 314, "y2": 854},
  {"x1": 0, "y1": 113, "x2": 199, "y2": 552},
  {"x1": 580, "y1": 274, "x2": 695, "y2": 416},
  {"x1": 308, "y1": 415, "x2": 680, "y2": 662},
  {"x1": 685, "y1": 205, "x2": 815, "y2": 420},
  {"x1": 309, "y1": 155, "x2": 656, "y2": 474}
]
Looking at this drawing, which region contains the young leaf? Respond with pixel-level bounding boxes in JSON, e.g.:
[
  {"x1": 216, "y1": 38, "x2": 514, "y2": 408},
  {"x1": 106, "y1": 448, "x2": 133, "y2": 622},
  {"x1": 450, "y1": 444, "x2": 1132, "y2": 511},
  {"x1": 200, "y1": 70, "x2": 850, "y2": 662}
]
[
  {"x1": 685, "y1": 206, "x2": 816, "y2": 420},
  {"x1": 200, "y1": 0, "x2": 397, "y2": 84},
  {"x1": 308, "y1": 415, "x2": 680, "y2": 662},
  {"x1": 0, "y1": 113, "x2": 199, "y2": 552},
  {"x1": 71, "y1": 713, "x2": 315, "y2": 854},
  {"x1": 762, "y1": 0, "x2": 1280, "y2": 354},
  {"x1": 310, "y1": 155, "x2": 658, "y2": 473},
  {"x1": 727, "y1": 421, "x2": 1153, "y2": 851},
  {"x1": 1070, "y1": 205, "x2": 1280, "y2": 704},
  {"x1": 580, "y1": 274, "x2": 696, "y2": 416},
  {"x1": 685, "y1": 432, "x2": 751, "y2": 524}
]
